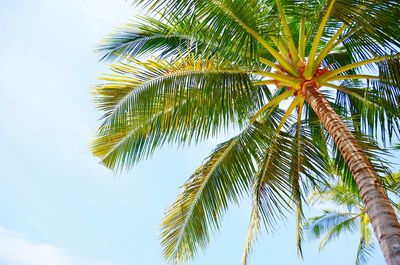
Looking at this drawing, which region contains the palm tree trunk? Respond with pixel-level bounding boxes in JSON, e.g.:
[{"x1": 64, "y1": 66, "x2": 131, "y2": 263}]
[{"x1": 304, "y1": 84, "x2": 400, "y2": 265}]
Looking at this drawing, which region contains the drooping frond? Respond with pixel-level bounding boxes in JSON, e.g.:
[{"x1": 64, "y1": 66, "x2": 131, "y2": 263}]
[
  {"x1": 242, "y1": 110, "x2": 293, "y2": 265},
  {"x1": 242, "y1": 99, "x2": 334, "y2": 263},
  {"x1": 289, "y1": 105, "x2": 305, "y2": 258},
  {"x1": 160, "y1": 121, "x2": 274, "y2": 264},
  {"x1": 356, "y1": 236, "x2": 375, "y2": 265},
  {"x1": 241, "y1": 205, "x2": 261, "y2": 265},
  {"x1": 241, "y1": 138, "x2": 293, "y2": 265}
]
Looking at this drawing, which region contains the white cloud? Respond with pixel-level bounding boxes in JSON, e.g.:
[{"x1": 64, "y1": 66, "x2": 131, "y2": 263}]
[{"x1": 0, "y1": 226, "x2": 113, "y2": 265}]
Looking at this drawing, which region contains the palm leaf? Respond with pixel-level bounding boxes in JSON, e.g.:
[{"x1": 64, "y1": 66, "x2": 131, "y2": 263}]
[
  {"x1": 98, "y1": 16, "x2": 195, "y2": 61},
  {"x1": 160, "y1": 120, "x2": 274, "y2": 264},
  {"x1": 92, "y1": 56, "x2": 269, "y2": 170},
  {"x1": 306, "y1": 210, "x2": 359, "y2": 249},
  {"x1": 242, "y1": 110, "x2": 293, "y2": 265}
]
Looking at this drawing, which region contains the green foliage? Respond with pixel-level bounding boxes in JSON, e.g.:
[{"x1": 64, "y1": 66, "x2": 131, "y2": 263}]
[
  {"x1": 161, "y1": 122, "x2": 271, "y2": 263},
  {"x1": 92, "y1": 0, "x2": 400, "y2": 264},
  {"x1": 92, "y1": 56, "x2": 269, "y2": 170},
  {"x1": 307, "y1": 179, "x2": 400, "y2": 265}
]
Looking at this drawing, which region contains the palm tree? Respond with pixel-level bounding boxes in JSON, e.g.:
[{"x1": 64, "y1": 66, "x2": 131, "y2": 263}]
[
  {"x1": 306, "y1": 177, "x2": 400, "y2": 265},
  {"x1": 91, "y1": 1, "x2": 400, "y2": 264}
]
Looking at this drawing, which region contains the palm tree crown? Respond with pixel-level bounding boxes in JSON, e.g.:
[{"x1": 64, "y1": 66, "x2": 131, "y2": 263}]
[{"x1": 91, "y1": 1, "x2": 400, "y2": 264}]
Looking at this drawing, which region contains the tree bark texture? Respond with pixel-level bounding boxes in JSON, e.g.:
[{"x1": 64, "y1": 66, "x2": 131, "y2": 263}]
[{"x1": 304, "y1": 84, "x2": 400, "y2": 265}]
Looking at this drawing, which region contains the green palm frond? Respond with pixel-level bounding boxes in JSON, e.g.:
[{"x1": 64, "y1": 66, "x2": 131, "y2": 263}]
[
  {"x1": 92, "y1": 56, "x2": 268, "y2": 170},
  {"x1": 160, "y1": 120, "x2": 274, "y2": 264},
  {"x1": 333, "y1": 81, "x2": 400, "y2": 140},
  {"x1": 93, "y1": 0, "x2": 400, "y2": 263},
  {"x1": 290, "y1": 117, "x2": 332, "y2": 190},
  {"x1": 306, "y1": 177, "x2": 400, "y2": 265},
  {"x1": 356, "y1": 236, "x2": 376, "y2": 265},
  {"x1": 332, "y1": 1, "x2": 400, "y2": 58},
  {"x1": 98, "y1": 16, "x2": 196, "y2": 62},
  {"x1": 94, "y1": 56, "x2": 255, "y2": 125},
  {"x1": 149, "y1": 0, "x2": 276, "y2": 56},
  {"x1": 290, "y1": 110, "x2": 305, "y2": 258},
  {"x1": 309, "y1": 184, "x2": 361, "y2": 210},
  {"x1": 287, "y1": 106, "x2": 335, "y2": 257},
  {"x1": 133, "y1": 0, "x2": 304, "y2": 74},
  {"x1": 242, "y1": 106, "x2": 334, "y2": 263},
  {"x1": 98, "y1": 15, "x2": 265, "y2": 65},
  {"x1": 242, "y1": 110, "x2": 296, "y2": 265},
  {"x1": 306, "y1": 210, "x2": 359, "y2": 250},
  {"x1": 241, "y1": 135, "x2": 293, "y2": 265}
]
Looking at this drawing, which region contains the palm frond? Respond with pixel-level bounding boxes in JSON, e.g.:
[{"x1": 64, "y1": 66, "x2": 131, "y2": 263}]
[
  {"x1": 332, "y1": 81, "x2": 400, "y2": 144},
  {"x1": 242, "y1": 112, "x2": 294, "y2": 265},
  {"x1": 98, "y1": 16, "x2": 195, "y2": 62},
  {"x1": 306, "y1": 210, "x2": 359, "y2": 250},
  {"x1": 160, "y1": 121, "x2": 273, "y2": 264},
  {"x1": 310, "y1": 184, "x2": 361, "y2": 210},
  {"x1": 290, "y1": 107, "x2": 304, "y2": 258},
  {"x1": 356, "y1": 237, "x2": 375, "y2": 265},
  {"x1": 92, "y1": 56, "x2": 268, "y2": 170},
  {"x1": 332, "y1": 1, "x2": 400, "y2": 59}
]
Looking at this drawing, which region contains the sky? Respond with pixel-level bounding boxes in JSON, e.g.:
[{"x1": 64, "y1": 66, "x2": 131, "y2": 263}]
[{"x1": 0, "y1": 1, "x2": 395, "y2": 265}]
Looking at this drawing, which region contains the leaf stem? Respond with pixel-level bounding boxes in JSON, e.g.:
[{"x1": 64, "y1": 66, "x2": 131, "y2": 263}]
[
  {"x1": 298, "y1": 17, "x2": 306, "y2": 60},
  {"x1": 317, "y1": 54, "x2": 399, "y2": 83},
  {"x1": 213, "y1": 0, "x2": 299, "y2": 76},
  {"x1": 328, "y1": 74, "x2": 379, "y2": 82},
  {"x1": 277, "y1": 96, "x2": 303, "y2": 131},
  {"x1": 259, "y1": 57, "x2": 280, "y2": 69},
  {"x1": 304, "y1": 0, "x2": 337, "y2": 79},
  {"x1": 276, "y1": 0, "x2": 299, "y2": 64},
  {"x1": 313, "y1": 23, "x2": 348, "y2": 72},
  {"x1": 250, "y1": 90, "x2": 294, "y2": 123},
  {"x1": 255, "y1": 71, "x2": 300, "y2": 87}
]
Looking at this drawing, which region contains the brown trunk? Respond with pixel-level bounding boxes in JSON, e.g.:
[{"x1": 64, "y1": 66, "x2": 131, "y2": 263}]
[{"x1": 304, "y1": 84, "x2": 400, "y2": 265}]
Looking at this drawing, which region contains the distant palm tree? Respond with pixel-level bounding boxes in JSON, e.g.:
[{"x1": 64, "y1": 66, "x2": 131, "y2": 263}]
[
  {"x1": 307, "y1": 177, "x2": 400, "y2": 265},
  {"x1": 91, "y1": 1, "x2": 400, "y2": 264}
]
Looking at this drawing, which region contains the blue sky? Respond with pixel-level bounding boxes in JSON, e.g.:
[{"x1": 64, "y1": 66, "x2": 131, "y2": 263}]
[{"x1": 0, "y1": 1, "x2": 395, "y2": 265}]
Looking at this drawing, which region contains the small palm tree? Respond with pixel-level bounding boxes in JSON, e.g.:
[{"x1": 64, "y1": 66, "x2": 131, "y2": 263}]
[
  {"x1": 91, "y1": 1, "x2": 400, "y2": 264},
  {"x1": 307, "y1": 177, "x2": 400, "y2": 265}
]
